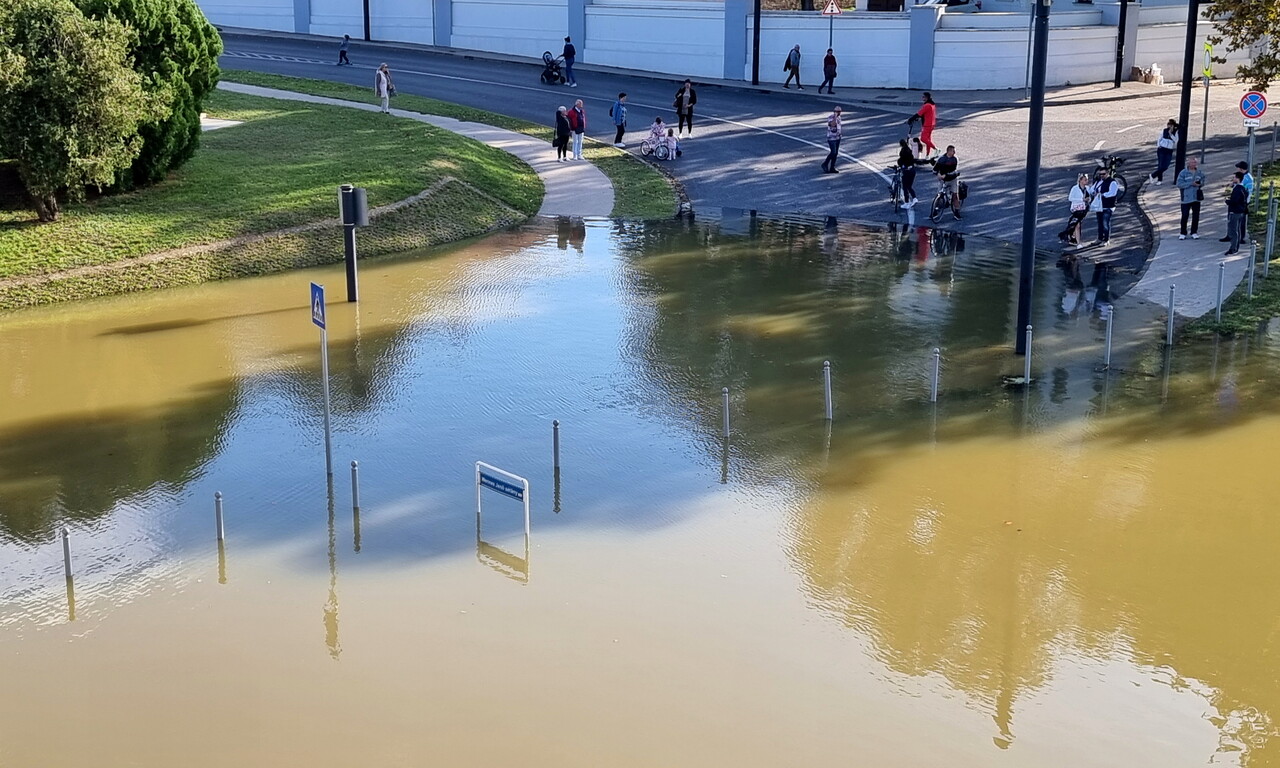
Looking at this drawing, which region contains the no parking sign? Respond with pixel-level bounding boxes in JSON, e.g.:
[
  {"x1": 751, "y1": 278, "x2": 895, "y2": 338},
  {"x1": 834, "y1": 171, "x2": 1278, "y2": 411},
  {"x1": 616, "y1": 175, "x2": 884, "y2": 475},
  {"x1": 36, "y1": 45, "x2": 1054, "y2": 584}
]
[{"x1": 1241, "y1": 91, "x2": 1267, "y2": 128}]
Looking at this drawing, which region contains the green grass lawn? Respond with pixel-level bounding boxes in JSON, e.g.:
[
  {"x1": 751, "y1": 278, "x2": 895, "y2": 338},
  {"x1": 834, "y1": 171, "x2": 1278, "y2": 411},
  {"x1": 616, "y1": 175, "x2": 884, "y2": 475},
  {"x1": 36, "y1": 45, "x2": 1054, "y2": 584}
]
[
  {"x1": 219, "y1": 69, "x2": 679, "y2": 219},
  {"x1": 0, "y1": 88, "x2": 541, "y2": 280}
]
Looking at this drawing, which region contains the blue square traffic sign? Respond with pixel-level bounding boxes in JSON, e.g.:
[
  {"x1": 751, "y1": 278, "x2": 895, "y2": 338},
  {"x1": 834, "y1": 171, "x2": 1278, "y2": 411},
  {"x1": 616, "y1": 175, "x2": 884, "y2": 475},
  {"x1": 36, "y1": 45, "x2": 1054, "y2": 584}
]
[{"x1": 311, "y1": 282, "x2": 326, "y2": 329}]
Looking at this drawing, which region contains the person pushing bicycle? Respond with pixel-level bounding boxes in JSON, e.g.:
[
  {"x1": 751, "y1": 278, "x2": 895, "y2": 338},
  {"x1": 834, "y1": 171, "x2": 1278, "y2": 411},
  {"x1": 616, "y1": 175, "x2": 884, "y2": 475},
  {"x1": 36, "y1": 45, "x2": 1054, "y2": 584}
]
[{"x1": 934, "y1": 145, "x2": 962, "y2": 219}]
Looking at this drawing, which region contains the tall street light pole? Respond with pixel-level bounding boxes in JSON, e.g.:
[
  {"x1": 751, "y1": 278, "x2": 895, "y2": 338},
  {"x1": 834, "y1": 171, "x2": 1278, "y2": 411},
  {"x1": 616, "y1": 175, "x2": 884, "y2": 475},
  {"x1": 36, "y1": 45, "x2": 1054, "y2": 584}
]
[
  {"x1": 1015, "y1": 0, "x2": 1051, "y2": 355},
  {"x1": 1175, "y1": 0, "x2": 1200, "y2": 173},
  {"x1": 752, "y1": 0, "x2": 763, "y2": 85}
]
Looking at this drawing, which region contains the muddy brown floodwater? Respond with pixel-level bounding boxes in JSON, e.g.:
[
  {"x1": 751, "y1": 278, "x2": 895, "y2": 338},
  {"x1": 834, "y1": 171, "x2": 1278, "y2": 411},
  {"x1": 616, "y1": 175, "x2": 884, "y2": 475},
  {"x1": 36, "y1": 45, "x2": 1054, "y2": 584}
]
[{"x1": 1, "y1": 214, "x2": 1278, "y2": 767}]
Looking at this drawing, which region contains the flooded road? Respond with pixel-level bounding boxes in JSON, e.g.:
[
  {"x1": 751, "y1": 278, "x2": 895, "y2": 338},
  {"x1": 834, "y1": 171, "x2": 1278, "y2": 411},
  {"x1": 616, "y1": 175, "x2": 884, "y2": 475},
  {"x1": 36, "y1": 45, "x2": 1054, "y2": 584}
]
[{"x1": 1, "y1": 215, "x2": 1277, "y2": 766}]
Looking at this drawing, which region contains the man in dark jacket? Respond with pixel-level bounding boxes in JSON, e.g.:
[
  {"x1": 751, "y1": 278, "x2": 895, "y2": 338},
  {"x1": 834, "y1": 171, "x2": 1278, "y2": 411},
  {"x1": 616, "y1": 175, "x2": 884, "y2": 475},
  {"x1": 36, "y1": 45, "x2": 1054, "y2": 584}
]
[
  {"x1": 1225, "y1": 171, "x2": 1248, "y2": 256},
  {"x1": 820, "y1": 49, "x2": 837, "y2": 94},
  {"x1": 563, "y1": 37, "x2": 577, "y2": 87}
]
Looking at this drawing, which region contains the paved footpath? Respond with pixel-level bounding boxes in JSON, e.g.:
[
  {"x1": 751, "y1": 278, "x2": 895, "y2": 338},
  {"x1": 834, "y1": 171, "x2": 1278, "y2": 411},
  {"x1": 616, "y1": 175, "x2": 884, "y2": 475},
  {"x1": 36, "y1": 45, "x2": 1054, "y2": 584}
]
[
  {"x1": 1126, "y1": 147, "x2": 1252, "y2": 319},
  {"x1": 219, "y1": 82, "x2": 615, "y2": 218}
]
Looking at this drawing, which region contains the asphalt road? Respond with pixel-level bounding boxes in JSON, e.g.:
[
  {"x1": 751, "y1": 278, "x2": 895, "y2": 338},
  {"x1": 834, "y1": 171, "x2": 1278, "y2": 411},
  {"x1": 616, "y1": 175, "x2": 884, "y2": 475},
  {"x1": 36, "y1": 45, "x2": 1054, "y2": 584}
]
[{"x1": 218, "y1": 31, "x2": 1262, "y2": 267}]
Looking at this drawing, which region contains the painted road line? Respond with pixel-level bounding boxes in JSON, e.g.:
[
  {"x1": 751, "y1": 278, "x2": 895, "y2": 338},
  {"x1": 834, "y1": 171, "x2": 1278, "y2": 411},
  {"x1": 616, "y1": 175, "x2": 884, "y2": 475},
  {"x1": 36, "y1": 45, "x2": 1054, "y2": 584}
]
[
  {"x1": 1093, "y1": 140, "x2": 1106, "y2": 151},
  {"x1": 1115, "y1": 124, "x2": 1145, "y2": 133},
  {"x1": 223, "y1": 50, "x2": 893, "y2": 183}
]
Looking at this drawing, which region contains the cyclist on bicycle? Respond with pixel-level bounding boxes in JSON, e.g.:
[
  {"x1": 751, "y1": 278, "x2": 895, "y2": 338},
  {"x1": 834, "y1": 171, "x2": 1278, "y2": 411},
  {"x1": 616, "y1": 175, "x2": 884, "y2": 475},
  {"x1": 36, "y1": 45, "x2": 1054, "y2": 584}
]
[{"x1": 934, "y1": 145, "x2": 961, "y2": 219}]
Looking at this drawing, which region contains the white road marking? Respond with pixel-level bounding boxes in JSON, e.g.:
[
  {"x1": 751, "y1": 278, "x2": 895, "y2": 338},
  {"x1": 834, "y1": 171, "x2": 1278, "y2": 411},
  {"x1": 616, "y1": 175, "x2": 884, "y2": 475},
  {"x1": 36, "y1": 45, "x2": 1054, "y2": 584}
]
[
  {"x1": 1093, "y1": 140, "x2": 1106, "y2": 151},
  {"x1": 224, "y1": 49, "x2": 893, "y2": 183},
  {"x1": 1115, "y1": 124, "x2": 1145, "y2": 133}
]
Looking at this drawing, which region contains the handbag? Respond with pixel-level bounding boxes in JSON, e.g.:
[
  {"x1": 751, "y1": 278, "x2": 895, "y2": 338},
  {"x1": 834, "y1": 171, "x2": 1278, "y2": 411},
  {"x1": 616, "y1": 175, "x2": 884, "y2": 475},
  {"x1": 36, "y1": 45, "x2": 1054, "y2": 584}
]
[
  {"x1": 1196, "y1": 187, "x2": 1204, "y2": 201},
  {"x1": 388, "y1": 84, "x2": 396, "y2": 97}
]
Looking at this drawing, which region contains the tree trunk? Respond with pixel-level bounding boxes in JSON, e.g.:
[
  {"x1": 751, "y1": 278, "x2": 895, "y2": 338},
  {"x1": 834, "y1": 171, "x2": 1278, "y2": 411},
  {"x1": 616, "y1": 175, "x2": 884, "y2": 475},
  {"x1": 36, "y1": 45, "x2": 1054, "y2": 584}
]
[
  {"x1": 31, "y1": 193, "x2": 60, "y2": 222},
  {"x1": 800, "y1": 0, "x2": 815, "y2": 9}
]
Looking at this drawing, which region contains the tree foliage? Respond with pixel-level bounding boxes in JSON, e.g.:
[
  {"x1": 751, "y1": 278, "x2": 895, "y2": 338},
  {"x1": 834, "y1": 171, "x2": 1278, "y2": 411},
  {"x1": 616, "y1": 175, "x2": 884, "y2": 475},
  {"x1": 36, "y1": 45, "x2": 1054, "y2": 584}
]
[
  {"x1": 0, "y1": 0, "x2": 168, "y2": 221},
  {"x1": 1206, "y1": 0, "x2": 1280, "y2": 91},
  {"x1": 76, "y1": 0, "x2": 223, "y2": 188}
]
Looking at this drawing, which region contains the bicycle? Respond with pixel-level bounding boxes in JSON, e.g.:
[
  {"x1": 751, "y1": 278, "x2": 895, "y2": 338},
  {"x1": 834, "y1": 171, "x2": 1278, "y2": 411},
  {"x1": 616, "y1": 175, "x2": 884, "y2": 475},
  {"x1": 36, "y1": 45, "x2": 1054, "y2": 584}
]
[
  {"x1": 1096, "y1": 154, "x2": 1127, "y2": 203},
  {"x1": 639, "y1": 136, "x2": 670, "y2": 160},
  {"x1": 929, "y1": 174, "x2": 964, "y2": 223},
  {"x1": 887, "y1": 165, "x2": 905, "y2": 211}
]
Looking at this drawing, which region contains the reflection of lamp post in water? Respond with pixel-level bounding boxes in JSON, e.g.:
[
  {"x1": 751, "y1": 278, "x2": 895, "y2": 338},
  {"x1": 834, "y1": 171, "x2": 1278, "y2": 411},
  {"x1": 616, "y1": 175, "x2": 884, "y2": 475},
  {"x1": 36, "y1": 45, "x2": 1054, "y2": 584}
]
[{"x1": 324, "y1": 480, "x2": 341, "y2": 660}]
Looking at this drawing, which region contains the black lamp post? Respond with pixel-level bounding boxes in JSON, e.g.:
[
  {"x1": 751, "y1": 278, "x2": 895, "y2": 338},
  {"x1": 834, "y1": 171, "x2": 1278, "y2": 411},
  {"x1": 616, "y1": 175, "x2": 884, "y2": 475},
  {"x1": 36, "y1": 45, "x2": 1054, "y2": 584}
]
[{"x1": 1015, "y1": 0, "x2": 1051, "y2": 355}]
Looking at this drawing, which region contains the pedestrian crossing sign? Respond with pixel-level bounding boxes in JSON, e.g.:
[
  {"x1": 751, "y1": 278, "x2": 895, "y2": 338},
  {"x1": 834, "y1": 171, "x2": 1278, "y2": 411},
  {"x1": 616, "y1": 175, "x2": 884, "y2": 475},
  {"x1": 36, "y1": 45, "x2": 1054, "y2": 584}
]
[{"x1": 822, "y1": 0, "x2": 842, "y2": 15}]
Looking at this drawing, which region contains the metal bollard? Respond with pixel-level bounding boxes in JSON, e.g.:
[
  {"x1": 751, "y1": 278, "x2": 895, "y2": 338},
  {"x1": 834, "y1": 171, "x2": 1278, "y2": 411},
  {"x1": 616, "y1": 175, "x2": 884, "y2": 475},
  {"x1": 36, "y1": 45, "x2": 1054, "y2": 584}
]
[
  {"x1": 552, "y1": 420, "x2": 561, "y2": 471},
  {"x1": 350, "y1": 461, "x2": 360, "y2": 511},
  {"x1": 61, "y1": 526, "x2": 72, "y2": 582},
  {"x1": 1266, "y1": 194, "x2": 1277, "y2": 278},
  {"x1": 722, "y1": 387, "x2": 731, "y2": 438},
  {"x1": 822, "y1": 361, "x2": 833, "y2": 421},
  {"x1": 929, "y1": 348, "x2": 941, "y2": 402},
  {"x1": 1166, "y1": 284, "x2": 1176, "y2": 346},
  {"x1": 1216, "y1": 262, "x2": 1226, "y2": 323},
  {"x1": 214, "y1": 491, "x2": 225, "y2": 542},
  {"x1": 1023, "y1": 325, "x2": 1033, "y2": 384},
  {"x1": 1248, "y1": 243, "x2": 1257, "y2": 298},
  {"x1": 1103, "y1": 310, "x2": 1114, "y2": 369}
]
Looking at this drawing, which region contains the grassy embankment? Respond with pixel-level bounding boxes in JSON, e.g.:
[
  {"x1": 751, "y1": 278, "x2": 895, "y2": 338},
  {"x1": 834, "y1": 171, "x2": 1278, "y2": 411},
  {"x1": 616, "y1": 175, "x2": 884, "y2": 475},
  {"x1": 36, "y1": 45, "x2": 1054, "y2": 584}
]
[
  {"x1": 1183, "y1": 164, "x2": 1280, "y2": 339},
  {"x1": 218, "y1": 69, "x2": 679, "y2": 220},
  {"x1": 0, "y1": 88, "x2": 541, "y2": 309}
]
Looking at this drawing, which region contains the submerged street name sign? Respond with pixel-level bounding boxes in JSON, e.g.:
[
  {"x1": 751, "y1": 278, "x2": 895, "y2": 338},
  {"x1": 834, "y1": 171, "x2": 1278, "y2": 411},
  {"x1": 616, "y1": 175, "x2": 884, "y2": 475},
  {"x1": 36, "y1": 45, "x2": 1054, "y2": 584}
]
[
  {"x1": 475, "y1": 461, "x2": 531, "y2": 540},
  {"x1": 479, "y1": 469, "x2": 525, "y2": 501}
]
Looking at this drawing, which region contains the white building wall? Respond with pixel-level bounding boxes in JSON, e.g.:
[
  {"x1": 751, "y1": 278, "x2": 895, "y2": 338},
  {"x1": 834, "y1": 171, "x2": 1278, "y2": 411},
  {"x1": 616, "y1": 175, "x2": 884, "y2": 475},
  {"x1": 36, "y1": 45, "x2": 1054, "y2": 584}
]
[
  {"x1": 1134, "y1": 18, "x2": 1249, "y2": 82},
  {"x1": 747, "y1": 13, "x2": 911, "y2": 89},
  {"x1": 933, "y1": 24, "x2": 1114, "y2": 90},
  {"x1": 452, "y1": 0, "x2": 567, "y2": 58},
  {"x1": 370, "y1": 0, "x2": 434, "y2": 45},
  {"x1": 586, "y1": 1, "x2": 725, "y2": 80},
  {"x1": 310, "y1": 0, "x2": 363, "y2": 38},
  {"x1": 198, "y1": 0, "x2": 294, "y2": 32}
]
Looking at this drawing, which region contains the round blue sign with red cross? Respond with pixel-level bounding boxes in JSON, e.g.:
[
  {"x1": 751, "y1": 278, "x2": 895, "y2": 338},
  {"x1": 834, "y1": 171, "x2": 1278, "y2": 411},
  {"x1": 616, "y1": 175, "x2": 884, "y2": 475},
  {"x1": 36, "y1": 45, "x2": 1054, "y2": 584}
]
[{"x1": 1241, "y1": 92, "x2": 1268, "y2": 119}]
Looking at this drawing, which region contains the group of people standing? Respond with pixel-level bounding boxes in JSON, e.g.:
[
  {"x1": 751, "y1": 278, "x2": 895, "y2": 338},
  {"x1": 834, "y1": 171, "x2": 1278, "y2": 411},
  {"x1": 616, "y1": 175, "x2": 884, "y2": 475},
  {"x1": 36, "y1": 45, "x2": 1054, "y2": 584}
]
[{"x1": 1057, "y1": 170, "x2": 1120, "y2": 248}]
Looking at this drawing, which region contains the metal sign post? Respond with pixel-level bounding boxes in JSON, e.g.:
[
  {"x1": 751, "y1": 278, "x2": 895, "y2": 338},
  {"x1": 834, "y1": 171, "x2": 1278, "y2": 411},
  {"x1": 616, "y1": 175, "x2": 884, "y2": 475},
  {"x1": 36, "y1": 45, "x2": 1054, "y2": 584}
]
[
  {"x1": 312, "y1": 282, "x2": 333, "y2": 477},
  {"x1": 821, "y1": 0, "x2": 840, "y2": 50},
  {"x1": 1199, "y1": 44, "x2": 1212, "y2": 163}
]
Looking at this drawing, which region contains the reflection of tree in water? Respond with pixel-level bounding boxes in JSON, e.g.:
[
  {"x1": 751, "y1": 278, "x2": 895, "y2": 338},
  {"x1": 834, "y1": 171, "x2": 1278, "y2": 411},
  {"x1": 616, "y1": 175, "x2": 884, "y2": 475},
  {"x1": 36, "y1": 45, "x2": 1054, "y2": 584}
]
[{"x1": 622, "y1": 214, "x2": 1280, "y2": 764}]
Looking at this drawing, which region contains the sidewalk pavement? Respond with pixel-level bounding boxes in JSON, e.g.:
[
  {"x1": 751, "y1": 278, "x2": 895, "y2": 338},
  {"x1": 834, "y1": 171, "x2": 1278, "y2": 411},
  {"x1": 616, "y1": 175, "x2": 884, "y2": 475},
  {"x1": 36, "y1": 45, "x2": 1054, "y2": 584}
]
[
  {"x1": 219, "y1": 26, "x2": 1180, "y2": 109},
  {"x1": 1124, "y1": 148, "x2": 1250, "y2": 320},
  {"x1": 219, "y1": 82, "x2": 615, "y2": 218}
]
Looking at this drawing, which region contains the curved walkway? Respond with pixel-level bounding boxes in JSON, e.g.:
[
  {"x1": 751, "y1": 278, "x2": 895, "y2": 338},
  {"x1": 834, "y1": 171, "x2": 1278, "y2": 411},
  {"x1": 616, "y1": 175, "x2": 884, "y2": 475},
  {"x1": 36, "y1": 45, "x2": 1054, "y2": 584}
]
[
  {"x1": 1126, "y1": 146, "x2": 1250, "y2": 319},
  {"x1": 218, "y1": 82, "x2": 615, "y2": 218}
]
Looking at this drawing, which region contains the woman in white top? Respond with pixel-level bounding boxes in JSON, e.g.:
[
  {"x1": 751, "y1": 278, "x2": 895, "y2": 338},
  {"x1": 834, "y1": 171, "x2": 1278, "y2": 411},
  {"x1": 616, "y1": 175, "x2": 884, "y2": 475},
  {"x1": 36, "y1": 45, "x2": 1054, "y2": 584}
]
[
  {"x1": 374, "y1": 63, "x2": 393, "y2": 114},
  {"x1": 1058, "y1": 173, "x2": 1090, "y2": 247}
]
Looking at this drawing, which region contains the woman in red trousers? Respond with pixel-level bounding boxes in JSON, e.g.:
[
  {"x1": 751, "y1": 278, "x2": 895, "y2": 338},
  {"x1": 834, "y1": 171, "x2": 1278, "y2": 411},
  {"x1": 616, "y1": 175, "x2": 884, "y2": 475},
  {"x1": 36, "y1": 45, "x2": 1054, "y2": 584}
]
[{"x1": 910, "y1": 92, "x2": 937, "y2": 156}]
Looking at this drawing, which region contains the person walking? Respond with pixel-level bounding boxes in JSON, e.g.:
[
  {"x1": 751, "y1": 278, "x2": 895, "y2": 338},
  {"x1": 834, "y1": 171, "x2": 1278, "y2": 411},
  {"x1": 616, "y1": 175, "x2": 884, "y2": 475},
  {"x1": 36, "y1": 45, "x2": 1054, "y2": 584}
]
[
  {"x1": 909, "y1": 92, "x2": 938, "y2": 156},
  {"x1": 821, "y1": 106, "x2": 842, "y2": 174},
  {"x1": 554, "y1": 106, "x2": 571, "y2": 161},
  {"x1": 569, "y1": 99, "x2": 587, "y2": 160},
  {"x1": 896, "y1": 139, "x2": 918, "y2": 208},
  {"x1": 562, "y1": 36, "x2": 577, "y2": 87},
  {"x1": 1089, "y1": 169, "x2": 1119, "y2": 245},
  {"x1": 374, "y1": 63, "x2": 393, "y2": 114},
  {"x1": 673, "y1": 80, "x2": 697, "y2": 137},
  {"x1": 783, "y1": 45, "x2": 803, "y2": 90},
  {"x1": 1174, "y1": 156, "x2": 1205, "y2": 240},
  {"x1": 1148, "y1": 119, "x2": 1178, "y2": 184},
  {"x1": 337, "y1": 34, "x2": 352, "y2": 66},
  {"x1": 610, "y1": 92, "x2": 627, "y2": 147},
  {"x1": 1057, "y1": 173, "x2": 1090, "y2": 246},
  {"x1": 820, "y1": 49, "x2": 837, "y2": 94},
  {"x1": 1225, "y1": 171, "x2": 1248, "y2": 256}
]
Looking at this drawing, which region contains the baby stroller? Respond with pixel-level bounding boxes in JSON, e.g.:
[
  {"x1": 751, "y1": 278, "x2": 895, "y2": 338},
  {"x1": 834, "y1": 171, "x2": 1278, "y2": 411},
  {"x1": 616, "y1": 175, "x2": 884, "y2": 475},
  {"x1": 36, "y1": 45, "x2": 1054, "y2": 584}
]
[{"x1": 540, "y1": 52, "x2": 566, "y2": 85}]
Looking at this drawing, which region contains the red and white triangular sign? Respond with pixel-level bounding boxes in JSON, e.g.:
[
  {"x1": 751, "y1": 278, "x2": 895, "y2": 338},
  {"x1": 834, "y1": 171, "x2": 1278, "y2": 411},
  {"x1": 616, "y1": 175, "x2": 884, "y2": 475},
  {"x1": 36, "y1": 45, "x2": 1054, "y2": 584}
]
[{"x1": 821, "y1": 0, "x2": 842, "y2": 15}]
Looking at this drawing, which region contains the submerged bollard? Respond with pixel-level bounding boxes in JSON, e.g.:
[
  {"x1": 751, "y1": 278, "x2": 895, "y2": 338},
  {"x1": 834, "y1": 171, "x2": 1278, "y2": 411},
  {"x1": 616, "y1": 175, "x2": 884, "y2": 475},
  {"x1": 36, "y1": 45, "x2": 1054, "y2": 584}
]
[
  {"x1": 214, "y1": 491, "x2": 225, "y2": 542},
  {"x1": 1266, "y1": 194, "x2": 1277, "y2": 278},
  {"x1": 1248, "y1": 243, "x2": 1257, "y2": 298},
  {"x1": 1216, "y1": 262, "x2": 1226, "y2": 323},
  {"x1": 350, "y1": 461, "x2": 360, "y2": 511},
  {"x1": 1103, "y1": 310, "x2": 1114, "y2": 370},
  {"x1": 929, "y1": 348, "x2": 941, "y2": 402},
  {"x1": 1023, "y1": 325, "x2": 1033, "y2": 385},
  {"x1": 552, "y1": 420, "x2": 561, "y2": 471},
  {"x1": 61, "y1": 526, "x2": 72, "y2": 582},
  {"x1": 722, "y1": 387, "x2": 731, "y2": 438},
  {"x1": 1166, "y1": 284, "x2": 1176, "y2": 346},
  {"x1": 823, "y1": 361, "x2": 833, "y2": 421}
]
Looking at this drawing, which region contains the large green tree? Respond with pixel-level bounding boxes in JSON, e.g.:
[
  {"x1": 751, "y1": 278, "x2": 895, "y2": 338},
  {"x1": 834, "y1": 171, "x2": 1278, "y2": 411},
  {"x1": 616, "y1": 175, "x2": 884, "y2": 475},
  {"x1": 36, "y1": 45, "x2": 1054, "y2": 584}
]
[
  {"x1": 76, "y1": 0, "x2": 223, "y2": 188},
  {"x1": 0, "y1": 0, "x2": 168, "y2": 221},
  {"x1": 1206, "y1": 0, "x2": 1279, "y2": 91}
]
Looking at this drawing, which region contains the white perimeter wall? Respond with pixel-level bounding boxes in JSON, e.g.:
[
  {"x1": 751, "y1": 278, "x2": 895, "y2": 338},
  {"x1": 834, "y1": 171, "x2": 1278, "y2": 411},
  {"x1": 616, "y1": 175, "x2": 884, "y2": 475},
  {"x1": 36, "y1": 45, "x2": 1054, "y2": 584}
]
[
  {"x1": 586, "y1": 1, "x2": 725, "y2": 80},
  {"x1": 198, "y1": 0, "x2": 293, "y2": 32},
  {"x1": 933, "y1": 25, "x2": 1114, "y2": 90},
  {"x1": 452, "y1": 0, "x2": 567, "y2": 58},
  {"x1": 1134, "y1": 17, "x2": 1249, "y2": 82},
  {"x1": 310, "y1": 0, "x2": 363, "y2": 38},
  {"x1": 370, "y1": 0, "x2": 434, "y2": 45},
  {"x1": 747, "y1": 14, "x2": 911, "y2": 89}
]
